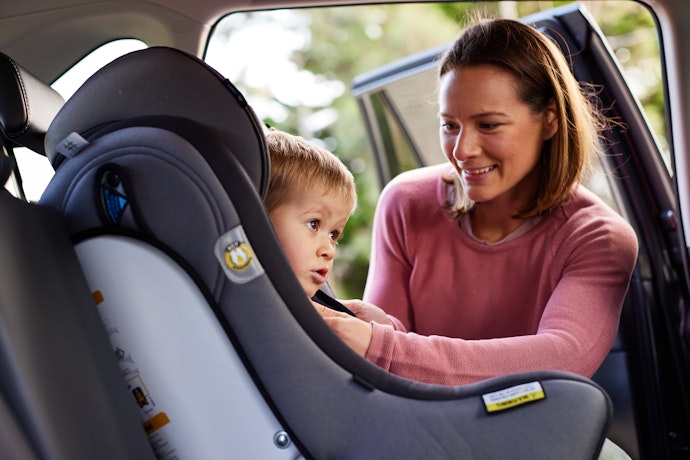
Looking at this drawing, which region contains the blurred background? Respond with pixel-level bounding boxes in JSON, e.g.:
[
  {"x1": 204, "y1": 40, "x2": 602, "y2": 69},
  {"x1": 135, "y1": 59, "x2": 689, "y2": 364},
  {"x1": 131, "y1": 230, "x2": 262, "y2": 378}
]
[{"x1": 204, "y1": 1, "x2": 663, "y2": 298}]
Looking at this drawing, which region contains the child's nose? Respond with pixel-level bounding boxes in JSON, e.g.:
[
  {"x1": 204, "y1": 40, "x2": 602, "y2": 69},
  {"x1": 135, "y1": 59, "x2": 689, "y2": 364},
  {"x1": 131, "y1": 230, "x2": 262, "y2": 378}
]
[{"x1": 319, "y1": 238, "x2": 335, "y2": 260}]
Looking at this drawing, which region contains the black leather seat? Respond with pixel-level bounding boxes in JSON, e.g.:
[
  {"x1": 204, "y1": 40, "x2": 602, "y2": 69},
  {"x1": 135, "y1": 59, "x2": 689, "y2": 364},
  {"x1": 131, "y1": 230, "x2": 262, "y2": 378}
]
[
  {"x1": 0, "y1": 52, "x2": 156, "y2": 460},
  {"x1": 0, "y1": 52, "x2": 65, "y2": 155}
]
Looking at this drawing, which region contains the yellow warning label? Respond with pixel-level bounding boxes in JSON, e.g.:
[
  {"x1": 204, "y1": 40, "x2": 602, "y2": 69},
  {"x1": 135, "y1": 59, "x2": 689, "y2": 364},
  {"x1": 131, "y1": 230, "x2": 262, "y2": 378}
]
[
  {"x1": 482, "y1": 381, "x2": 545, "y2": 413},
  {"x1": 92, "y1": 290, "x2": 104, "y2": 305},
  {"x1": 143, "y1": 412, "x2": 171, "y2": 434}
]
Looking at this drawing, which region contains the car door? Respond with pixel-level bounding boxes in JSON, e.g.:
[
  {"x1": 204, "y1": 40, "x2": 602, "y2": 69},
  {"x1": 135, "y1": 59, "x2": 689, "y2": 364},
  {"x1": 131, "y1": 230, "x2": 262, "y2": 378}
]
[{"x1": 352, "y1": 3, "x2": 690, "y2": 459}]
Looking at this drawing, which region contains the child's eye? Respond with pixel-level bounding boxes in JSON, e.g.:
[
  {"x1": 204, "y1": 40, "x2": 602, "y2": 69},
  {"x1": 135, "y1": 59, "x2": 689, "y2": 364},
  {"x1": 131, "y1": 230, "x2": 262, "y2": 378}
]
[
  {"x1": 307, "y1": 220, "x2": 318, "y2": 231},
  {"x1": 329, "y1": 230, "x2": 341, "y2": 242}
]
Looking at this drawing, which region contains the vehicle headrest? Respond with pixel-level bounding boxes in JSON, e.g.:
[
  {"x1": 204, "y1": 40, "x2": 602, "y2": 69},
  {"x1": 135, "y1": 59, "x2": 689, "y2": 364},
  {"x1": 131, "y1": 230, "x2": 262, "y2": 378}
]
[
  {"x1": 0, "y1": 52, "x2": 65, "y2": 155},
  {"x1": 44, "y1": 46, "x2": 268, "y2": 195}
]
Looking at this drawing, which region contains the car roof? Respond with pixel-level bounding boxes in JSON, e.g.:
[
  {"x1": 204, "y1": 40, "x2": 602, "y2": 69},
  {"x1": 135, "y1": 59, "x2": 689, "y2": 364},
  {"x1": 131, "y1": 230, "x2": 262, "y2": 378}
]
[
  {"x1": 3, "y1": 0, "x2": 681, "y2": 84},
  {"x1": 0, "y1": 0, "x2": 272, "y2": 82},
  {"x1": 0, "y1": 0, "x2": 382, "y2": 83}
]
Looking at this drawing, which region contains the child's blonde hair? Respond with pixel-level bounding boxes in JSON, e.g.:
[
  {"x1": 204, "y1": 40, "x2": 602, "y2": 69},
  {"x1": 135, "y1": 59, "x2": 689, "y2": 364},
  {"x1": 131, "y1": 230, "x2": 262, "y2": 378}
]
[{"x1": 264, "y1": 128, "x2": 357, "y2": 214}]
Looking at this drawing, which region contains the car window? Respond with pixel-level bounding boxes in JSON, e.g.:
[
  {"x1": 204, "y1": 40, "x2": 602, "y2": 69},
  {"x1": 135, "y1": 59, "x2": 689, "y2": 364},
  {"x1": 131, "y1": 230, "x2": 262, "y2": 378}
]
[
  {"x1": 205, "y1": 1, "x2": 663, "y2": 298},
  {"x1": 207, "y1": 2, "x2": 663, "y2": 172},
  {"x1": 52, "y1": 39, "x2": 147, "y2": 100}
]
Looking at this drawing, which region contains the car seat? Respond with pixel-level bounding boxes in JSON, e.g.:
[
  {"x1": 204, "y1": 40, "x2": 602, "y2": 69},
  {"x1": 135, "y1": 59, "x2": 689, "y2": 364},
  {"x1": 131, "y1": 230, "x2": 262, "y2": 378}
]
[
  {"x1": 0, "y1": 52, "x2": 157, "y2": 460},
  {"x1": 32, "y1": 46, "x2": 614, "y2": 459}
]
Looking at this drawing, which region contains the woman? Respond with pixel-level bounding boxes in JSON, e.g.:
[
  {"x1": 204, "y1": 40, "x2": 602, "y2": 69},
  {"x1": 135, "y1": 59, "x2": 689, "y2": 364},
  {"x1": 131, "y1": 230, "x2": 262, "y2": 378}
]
[{"x1": 318, "y1": 16, "x2": 638, "y2": 388}]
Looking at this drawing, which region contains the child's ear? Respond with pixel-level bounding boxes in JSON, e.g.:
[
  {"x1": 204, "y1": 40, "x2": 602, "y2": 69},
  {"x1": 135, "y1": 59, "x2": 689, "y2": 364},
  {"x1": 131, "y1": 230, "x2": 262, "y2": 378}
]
[{"x1": 543, "y1": 98, "x2": 558, "y2": 140}]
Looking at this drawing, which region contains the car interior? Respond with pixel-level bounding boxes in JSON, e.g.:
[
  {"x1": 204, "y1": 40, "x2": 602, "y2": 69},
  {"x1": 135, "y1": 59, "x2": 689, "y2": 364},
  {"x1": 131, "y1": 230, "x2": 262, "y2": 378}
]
[
  {"x1": 1, "y1": 1, "x2": 690, "y2": 459},
  {"x1": 0, "y1": 43, "x2": 619, "y2": 460}
]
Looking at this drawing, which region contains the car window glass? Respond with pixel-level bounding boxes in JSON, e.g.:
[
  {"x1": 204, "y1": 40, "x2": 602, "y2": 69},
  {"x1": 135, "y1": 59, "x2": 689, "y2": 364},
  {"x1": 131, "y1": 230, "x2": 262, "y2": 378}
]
[
  {"x1": 206, "y1": 1, "x2": 663, "y2": 297},
  {"x1": 206, "y1": 2, "x2": 664, "y2": 174},
  {"x1": 52, "y1": 39, "x2": 147, "y2": 100}
]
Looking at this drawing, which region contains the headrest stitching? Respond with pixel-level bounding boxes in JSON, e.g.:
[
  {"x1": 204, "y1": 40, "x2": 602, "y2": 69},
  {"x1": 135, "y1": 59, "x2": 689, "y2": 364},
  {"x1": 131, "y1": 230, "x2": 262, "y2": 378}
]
[{"x1": 5, "y1": 55, "x2": 31, "y2": 138}]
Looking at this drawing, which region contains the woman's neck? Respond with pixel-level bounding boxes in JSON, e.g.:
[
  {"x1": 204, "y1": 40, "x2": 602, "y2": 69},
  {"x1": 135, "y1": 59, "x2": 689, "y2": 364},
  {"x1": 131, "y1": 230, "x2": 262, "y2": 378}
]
[
  {"x1": 468, "y1": 166, "x2": 541, "y2": 242},
  {"x1": 470, "y1": 198, "x2": 525, "y2": 243},
  {"x1": 469, "y1": 207, "x2": 525, "y2": 243}
]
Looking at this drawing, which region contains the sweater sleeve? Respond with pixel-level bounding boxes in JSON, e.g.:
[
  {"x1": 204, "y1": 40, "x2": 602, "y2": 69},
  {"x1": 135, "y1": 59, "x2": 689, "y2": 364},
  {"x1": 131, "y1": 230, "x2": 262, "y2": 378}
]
[{"x1": 365, "y1": 192, "x2": 639, "y2": 386}]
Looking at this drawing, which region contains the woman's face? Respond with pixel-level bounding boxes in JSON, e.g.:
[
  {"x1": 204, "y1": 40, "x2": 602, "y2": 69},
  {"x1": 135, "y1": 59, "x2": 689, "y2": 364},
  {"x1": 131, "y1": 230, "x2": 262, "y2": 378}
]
[{"x1": 438, "y1": 64, "x2": 557, "y2": 212}]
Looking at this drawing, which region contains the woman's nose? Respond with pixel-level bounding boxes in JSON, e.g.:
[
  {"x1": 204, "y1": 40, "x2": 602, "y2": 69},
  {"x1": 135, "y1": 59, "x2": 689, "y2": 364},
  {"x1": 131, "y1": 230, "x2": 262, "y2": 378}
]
[{"x1": 452, "y1": 129, "x2": 479, "y2": 162}]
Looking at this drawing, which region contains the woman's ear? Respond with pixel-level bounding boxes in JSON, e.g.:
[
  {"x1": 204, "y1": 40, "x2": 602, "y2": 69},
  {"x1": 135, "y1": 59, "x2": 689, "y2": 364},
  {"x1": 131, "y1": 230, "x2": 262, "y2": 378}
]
[{"x1": 543, "y1": 98, "x2": 558, "y2": 140}]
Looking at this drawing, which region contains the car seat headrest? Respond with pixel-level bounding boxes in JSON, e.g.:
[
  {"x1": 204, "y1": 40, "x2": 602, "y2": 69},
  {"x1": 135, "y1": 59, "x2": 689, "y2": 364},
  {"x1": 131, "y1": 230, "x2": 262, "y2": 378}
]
[
  {"x1": 44, "y1": 46, "x2": 269, "y2": 195},
  {"x1": 0, "y1": 52, "x2": 65, "y2": 155}
]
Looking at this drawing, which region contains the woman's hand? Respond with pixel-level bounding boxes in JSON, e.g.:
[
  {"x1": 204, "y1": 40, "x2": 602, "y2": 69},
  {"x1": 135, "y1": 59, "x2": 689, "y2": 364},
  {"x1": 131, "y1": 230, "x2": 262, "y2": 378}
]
[
  {"x1": 312, "y1": 301, "x2": 373, "y2": 357},
  {"x1": 339, "y1": 299, "x2": 394, "y2": 327}
]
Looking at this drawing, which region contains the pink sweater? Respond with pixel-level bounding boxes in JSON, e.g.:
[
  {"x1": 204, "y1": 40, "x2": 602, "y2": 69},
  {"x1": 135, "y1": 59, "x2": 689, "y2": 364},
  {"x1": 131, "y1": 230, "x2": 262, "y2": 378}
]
[{"x1": 362, "y1": 164, "x2": 638, "y2": 386}]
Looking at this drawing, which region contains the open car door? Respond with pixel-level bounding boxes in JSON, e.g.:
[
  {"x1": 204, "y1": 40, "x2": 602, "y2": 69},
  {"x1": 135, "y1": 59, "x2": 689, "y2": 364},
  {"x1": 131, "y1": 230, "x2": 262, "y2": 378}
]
[{"x1": 352, "y1": 3, "x2": 690, "y2": 459}]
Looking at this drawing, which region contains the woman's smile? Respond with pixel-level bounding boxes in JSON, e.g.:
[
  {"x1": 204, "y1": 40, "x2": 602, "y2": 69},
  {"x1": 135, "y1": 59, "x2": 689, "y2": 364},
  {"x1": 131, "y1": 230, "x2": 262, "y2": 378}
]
[{"x1": 462, "y1": 164, "x2": 497, "y2": 179}]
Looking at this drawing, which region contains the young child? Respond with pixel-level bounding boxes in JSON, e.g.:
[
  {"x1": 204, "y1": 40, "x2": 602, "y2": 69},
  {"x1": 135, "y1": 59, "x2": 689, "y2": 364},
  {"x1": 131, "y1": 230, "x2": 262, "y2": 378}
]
[{"x1": 264, "y1": 128, "x2": 357, "y2": 312}]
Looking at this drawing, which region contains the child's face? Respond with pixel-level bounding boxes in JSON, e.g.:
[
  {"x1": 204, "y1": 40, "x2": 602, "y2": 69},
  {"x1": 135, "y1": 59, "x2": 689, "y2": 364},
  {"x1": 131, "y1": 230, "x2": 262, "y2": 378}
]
[{"x1": 269, "y1": 187, "x2": 352, "y2": 298}]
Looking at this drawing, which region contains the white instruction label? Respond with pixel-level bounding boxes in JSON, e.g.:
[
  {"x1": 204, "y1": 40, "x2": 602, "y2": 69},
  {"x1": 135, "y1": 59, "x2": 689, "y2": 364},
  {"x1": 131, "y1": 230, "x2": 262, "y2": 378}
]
[{"x1": 482, "y1": 381, "x2": 545, "y2": 413}]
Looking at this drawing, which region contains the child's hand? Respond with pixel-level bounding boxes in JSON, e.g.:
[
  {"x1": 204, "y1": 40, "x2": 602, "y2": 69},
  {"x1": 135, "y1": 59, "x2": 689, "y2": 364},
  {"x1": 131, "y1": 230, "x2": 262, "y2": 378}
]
[{"x1": 338, "y1": 299, "x2": 394, "y2": 327}]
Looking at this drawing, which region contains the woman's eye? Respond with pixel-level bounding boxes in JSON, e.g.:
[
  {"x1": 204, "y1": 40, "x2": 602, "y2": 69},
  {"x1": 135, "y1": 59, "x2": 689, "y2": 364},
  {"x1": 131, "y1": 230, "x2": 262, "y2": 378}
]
[
  {"x1": 479, "y1": 122, "x2": 500, "y2": 130},
  {"x1": 440, "y1": 122, "x2": 458, "y2": 132}
]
